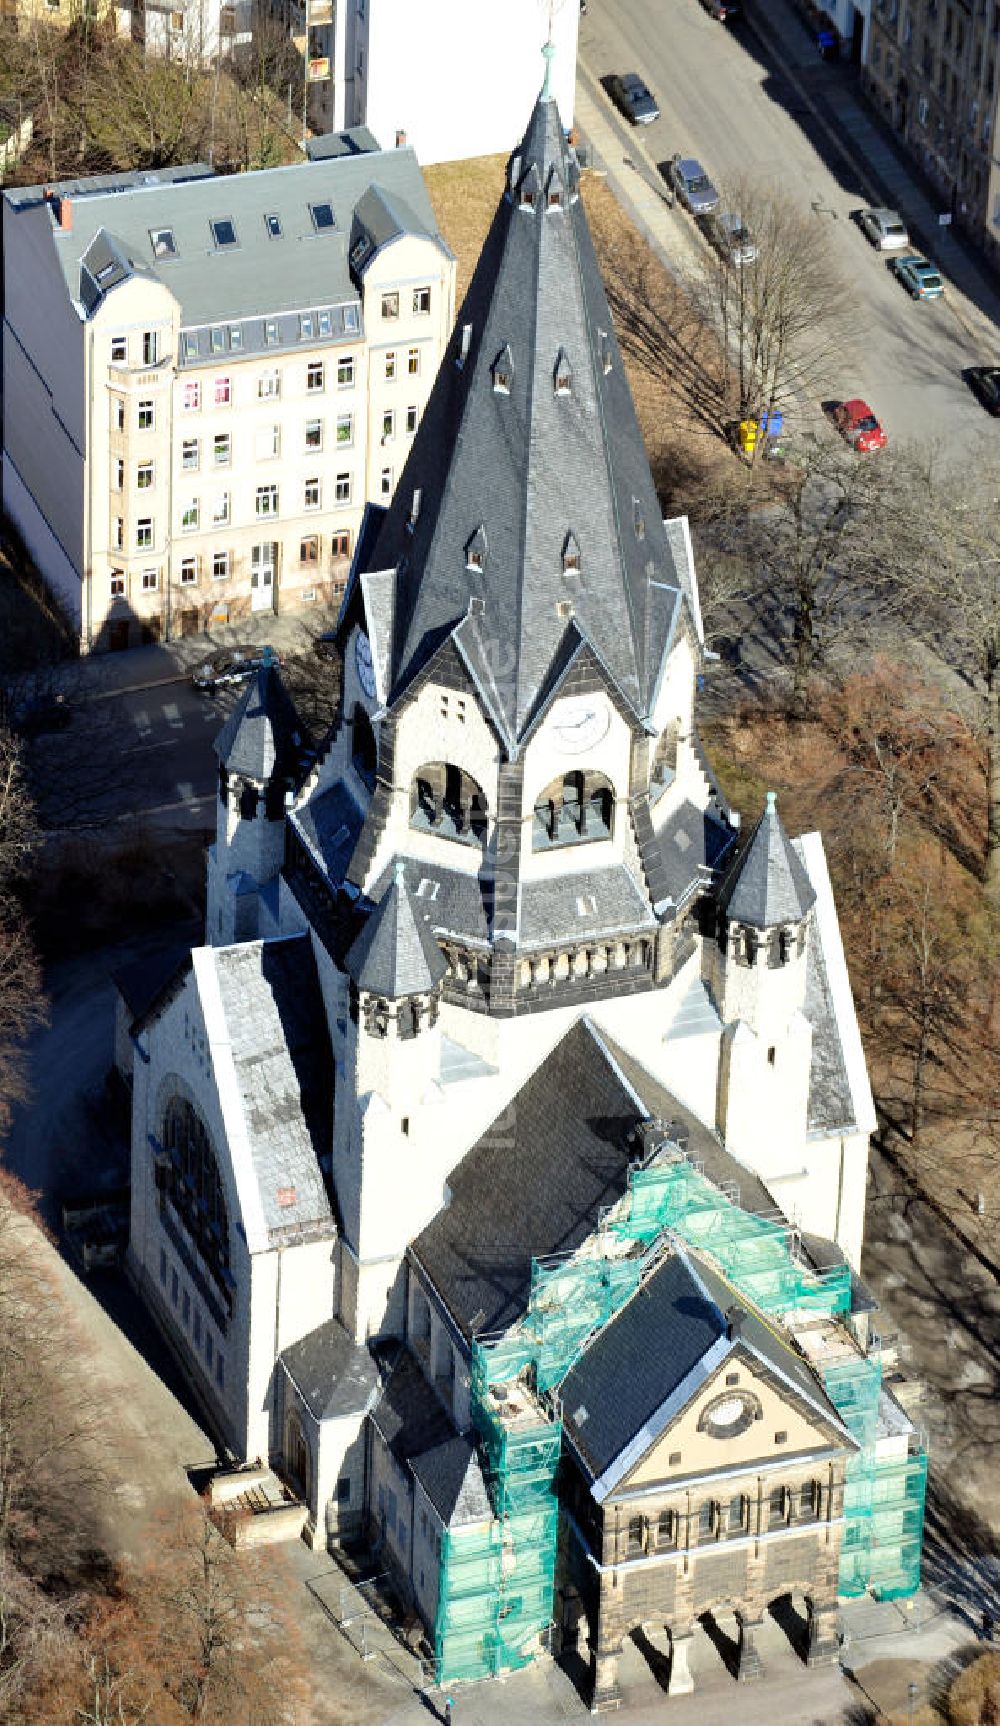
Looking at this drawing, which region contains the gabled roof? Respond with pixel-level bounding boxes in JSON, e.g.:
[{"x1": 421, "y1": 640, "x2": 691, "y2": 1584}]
[
  {"x1": 717, "y1": 792, "x2": 816, "y2": 929},
  {"x1": 411, "y1": 1437, "x2": 491, "y2": 1527},
  {"x1": 344, "y1": 861, "x2": 448, "y2": 997},
  {"x1": 214, "y1": 664, "x2": 311, "y2": 784},
  {"x1": 351, "y1": 90, "x2": 686, "y2": 748},
  {"x1": 279, "y1": 1318, "x2": 379, "y2": 1423}
]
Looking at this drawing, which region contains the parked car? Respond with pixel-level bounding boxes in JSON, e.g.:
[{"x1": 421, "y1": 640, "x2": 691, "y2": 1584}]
[
  {"x1": 889, "y1": 252, "x2": 944, "y2": 299},
  {"x1": 857, "y1": 206, "x2": 909, "y2": 250},
  {"x1": 965, "y1": 366, "x2": 1000, "y2": 415},
  {"x1": 831, "y1": 398, "x2": 888, "y2": 453},
  {"x1": 665, "y1": 155, "x2": 721, "y2": 215},
  {"x1": 699, "y1": 0, "x2": 741, "y2": 17},
  {"x1": 607, "y1": 73, "x2": 660, "y2": 125},
  {"x1": 705, "y1": 209, "x2": 756, "y2": 265},
  {"x1": 191, "y1": 644, "x2": 282, "y2": 694}
]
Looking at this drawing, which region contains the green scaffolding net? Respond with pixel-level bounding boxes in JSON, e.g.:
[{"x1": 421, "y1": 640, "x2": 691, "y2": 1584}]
[
  {"x1": 821, "y1": 1354, "x2": 928, "y2": 1600},
  {"x1": 433, "y1": 1147, "x2": 924, "y2": 1683}
]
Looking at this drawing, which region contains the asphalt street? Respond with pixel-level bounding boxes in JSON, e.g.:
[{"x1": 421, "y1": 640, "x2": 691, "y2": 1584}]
[{"x1": 579, "y1": 0, "x2": 1000, "y2": 458}]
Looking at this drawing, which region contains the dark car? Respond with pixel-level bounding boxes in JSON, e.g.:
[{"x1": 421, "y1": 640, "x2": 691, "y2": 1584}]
[
  {"x1": 699, "y1": 0, "x2": 741, "y2": 17},
  {"x1": 966, "y1": 366, "x2": 1000, "y2": 415},
  {"x1": 608, "y1": 73, "x2": 660, "y2": 125},
  {"x1": 191, "y1": 644, "x2": 282, "y2": 694}
]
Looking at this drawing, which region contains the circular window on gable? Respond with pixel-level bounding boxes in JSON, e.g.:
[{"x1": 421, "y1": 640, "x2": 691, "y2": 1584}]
[{"x1": 697, "y1": 1390, "x2": 762, "y2": 1439}]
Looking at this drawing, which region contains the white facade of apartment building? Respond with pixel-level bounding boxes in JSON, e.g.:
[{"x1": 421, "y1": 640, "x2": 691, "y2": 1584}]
[
  {"x1": 300, "y1": 0, "x2": 578, "y2": 161},
  {"x1": 1, "y1": 149, "x2": 455, "y2": 651}
]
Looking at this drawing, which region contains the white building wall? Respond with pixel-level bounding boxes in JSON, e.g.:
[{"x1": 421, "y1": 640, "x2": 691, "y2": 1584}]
[{"x1": 357, "y1": 0, "x2": 578, "y2": 163}]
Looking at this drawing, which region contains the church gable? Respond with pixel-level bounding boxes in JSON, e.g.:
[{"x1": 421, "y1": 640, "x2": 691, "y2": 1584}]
[{"x1": 619, "y1": 1346, "x2": 847, "y2": 1498}]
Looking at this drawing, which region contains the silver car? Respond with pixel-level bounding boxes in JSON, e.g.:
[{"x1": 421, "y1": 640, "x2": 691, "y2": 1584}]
[
  {"x1": 666, "y1": 155, "x2": 721, "y2": 216},
  {"x1": 707, "y1": 210, "x2": 757, "y2": 265},
  {"x1": 858, "y1": 206, "x2": 909, "y2": 250}
]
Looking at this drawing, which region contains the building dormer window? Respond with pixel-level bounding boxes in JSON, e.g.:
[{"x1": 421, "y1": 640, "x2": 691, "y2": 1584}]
[
  {"x1": 493, "y1": 344, "x2": 513, "y2": 393},
  {"x1": 310, "y1": 201, "x2": 336, "y2": 233},
  {"x1": 149, "y1": 227, "x2": 177, "y2": 259},
  {"x1": 546, "y1": 168, "x2": 563, "y2": 208},
  {"x1": 518, "y1": 164, "x2": 540, "y2": 209},
  {"x1": 554, "y1": 349, "x2": 572, "y2": 394},
  {"x1": 562, "y1": 532, "x2": 581, "y2": 573},
  {"x1": 465, "y1": 525, "x2": 487, "y2": 572},
  {"x1": 210, "y1": 217, "x2": 237, "y2": 249}
]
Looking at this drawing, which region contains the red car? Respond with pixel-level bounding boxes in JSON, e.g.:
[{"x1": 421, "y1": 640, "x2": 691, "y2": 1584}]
[{"x1": 832, "y1": 398, "x2": 887, "y2": 453}]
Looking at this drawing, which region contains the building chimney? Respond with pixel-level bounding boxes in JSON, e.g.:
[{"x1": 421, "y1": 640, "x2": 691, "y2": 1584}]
[
  {"x1": 56, "y1": 194, "x2": 73, "y2": 231},
  {"x1": 395, "y1": 129, "x2": 407, "y2": 149},
  {"x1": 726, "y1": 1304, "x2": 746, "y2": 1341}
]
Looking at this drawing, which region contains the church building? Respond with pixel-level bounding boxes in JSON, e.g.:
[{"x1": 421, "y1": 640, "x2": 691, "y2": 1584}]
[{"x1": 125, "y1": 59, "x2": 927, "y2": 1710}]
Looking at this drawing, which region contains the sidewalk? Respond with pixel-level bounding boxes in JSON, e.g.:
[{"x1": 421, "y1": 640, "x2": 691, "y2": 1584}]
[{"x1": 742, "y1": 0, "x2": 1000, "y2": 341}]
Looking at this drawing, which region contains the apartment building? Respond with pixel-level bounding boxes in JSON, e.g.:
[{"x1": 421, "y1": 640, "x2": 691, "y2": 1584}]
[
  {"x1": 284, "y1": 0, "x2": 578, "y2": 162},
  {"x1": 1, "y1": 145, "x2": 455, "y2": 650},
  {"x1": 864, "y1": 0, "x2": 1000, "y2": 251}
]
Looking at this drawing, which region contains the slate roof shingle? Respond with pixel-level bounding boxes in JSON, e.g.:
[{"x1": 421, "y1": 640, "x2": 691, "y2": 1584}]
[
  {"x1": 718, "y1": 793, "x2": 816, "y2": 929},
  {"x1": 279, "y1": 1318, "x2": 378, "y2": 1423},
  {"x1": 345, "y1": 865, "x2": 449, "y2": 997},
  {"x1": 215, "y1": 665, "x2": 312, "y2": 784}
]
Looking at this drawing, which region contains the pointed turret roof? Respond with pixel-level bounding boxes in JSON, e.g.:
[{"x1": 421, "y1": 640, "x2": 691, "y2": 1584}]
[
  {"x1": 345, "y1": 861, "x2": 448, "y2": 997},
  {"x1": 347, "y1": 75, "x2": 688, "y2": 748},
  {"x1": 214, "y1": 661, "x2": 311, "y2": 784},
  {"x1": 717, "y1": 792, "x2": 816, "y2": 929}
]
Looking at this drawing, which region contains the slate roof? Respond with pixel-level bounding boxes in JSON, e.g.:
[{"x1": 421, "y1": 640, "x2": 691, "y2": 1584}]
[
  {"x1": 113, "y1": 940, "x2": 191, "y2": 1023},
  {"x1": 652, "y1": 799, "x2": 737, "y2": 909},
  {"x1": 804, "y1": 912, "x2": 855, "y2": 1133},
  {"x1": 305, "y1": 126, "x2": 381, "y2": 159},
  {"x1": 349, "y1": 90, "x2": 687, "y2": 746},
  {"x1": 411, "y1": 1437, "x2": 491, "y2": 1527},
  {"x1": 7, "y1": 150, "x2": 447, "y2": 351},
  {"x1": 291, "y1": 779, "x2": 366, "y2": 883},
  {"x1": 519, "y1": 866, "x2": 654, "y2": 949},
  {"x1": 345, "y1": 864, "x2": 449, "y2": 997},
  {"x1": 210, "y1": 935, "x2": 334, "y2": 1241},
  {"x1": 370, "y1": 1346, "x2": 455, "y2": 1464},
  {"x1": 215, "y1": 665, "x2": 312, "y2": 784},
  {"x1": 561, "y1": 1247, "x2": 851, "y2": 1489},
  {"x1": 717, "y1": 792, "x2": 816, "y2": 929},
  {"x1": 279, "y1": 1318, "x2": 378, "y2": 1423}
]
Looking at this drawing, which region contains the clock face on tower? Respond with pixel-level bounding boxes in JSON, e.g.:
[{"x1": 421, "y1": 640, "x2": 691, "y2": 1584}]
[
  {"x1": 355, "y1": 631, "x2": 376, "y2": 700},
  {"x1": 551, "y1": 697, "x2": 610, "y2": 755}
]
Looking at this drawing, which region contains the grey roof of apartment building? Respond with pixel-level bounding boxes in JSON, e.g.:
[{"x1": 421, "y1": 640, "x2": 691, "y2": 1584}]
[
  {"x1": 718, "y1": 793, "x2": 816, "y2": 930},
  {"x1": 214, "y1": 664, "x2": 312, "y2": 784},
  {"x1": 279, "y1": 1318, "x2": 379, "y2": 1423},
  {"x1": 210, "y1": 934, "x2": 334, "y2": 1241},
  {"x1": 561, "y1": 1248, "x2": 851, "y2": 1487},
  {"x1": 345, "y1": 863, "x2": 449, "y2": 997},
  {"x1": 306, "y1": 126, "x2": 382, "y2": 159},
  {"x1": 8, "y1": 149, "x2": 448, "y2": 346},
  {"x1": 349, "y1": 90, "x2": 689, "y2": 747}
]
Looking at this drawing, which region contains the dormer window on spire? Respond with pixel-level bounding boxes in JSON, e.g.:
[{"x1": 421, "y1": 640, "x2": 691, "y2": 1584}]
[
  {"x1": 562, "y1": 532, "x2": 581, "y2": 574},
  {"x1": 493, "y1": 345, "x2": 513, "y2": 394},
  {"x1": 546, "y1": 167, "x2": 564, "y2": 209},
  {"x1": 554, "y1": 349, "x2": 572, "y2": 395},
  {"x1": 518, "y1": 164, "x2": 541, "y2": 211},
  {"x1": 465, "y1": 525, "x2": 488, "y2": 573}
]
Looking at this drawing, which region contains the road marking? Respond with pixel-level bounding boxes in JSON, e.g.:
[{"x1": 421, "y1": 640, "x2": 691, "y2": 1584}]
[
  {"x1": 132, "y1": 708, "x2": 152, "y2": 738},
  {"x1": 161, "y1": 701, "x2": 184, "y2": 730},
  {"x1": 175, "y1": 781, "x2": 195, "y2": 802}
]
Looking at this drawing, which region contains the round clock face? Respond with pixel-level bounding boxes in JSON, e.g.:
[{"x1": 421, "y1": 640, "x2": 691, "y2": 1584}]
[
  {"x1": 355, "y1": 630, "x2": 376, "y2": 699},
  {"x1": 551, "y1": 698, "x2": 610, "y2": 755}
]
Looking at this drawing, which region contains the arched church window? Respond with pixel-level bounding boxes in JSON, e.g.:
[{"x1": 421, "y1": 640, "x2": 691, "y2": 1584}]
[
  {"x1": 532, "y1": 770, "x2": 615, "y2": 850},
  {"x1": 351, "y1": 703, "x2": 377, "y2": 791},
  {"x1": 161, "y1": 1095, "x2": 231, "y2": 1307},
  {"x1": 409, "y1": 762, "x2": 488, "y2": 846},
  {"x1": 238, "y1": 780, "x2": 259, "y2": 820}
]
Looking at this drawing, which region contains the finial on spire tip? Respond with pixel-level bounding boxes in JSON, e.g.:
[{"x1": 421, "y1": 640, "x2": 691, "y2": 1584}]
[
  {"x1": 394, "y1": 858, "x2": 407, "y2": 889},
  {"x1": 541, "y1": 33, "x2": 556, "y2": 100},
  {"x1": 765, "y1": 790, "x2": 777, "y2": 815}
]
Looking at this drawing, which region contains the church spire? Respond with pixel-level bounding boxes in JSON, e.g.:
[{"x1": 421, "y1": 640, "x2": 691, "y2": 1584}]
[
  {"x1": 717, "y1": 792, "x2": 816, "y2": 931},
  {"x1": 348, "y1": 85, "x2": 688, "y2": 752}
]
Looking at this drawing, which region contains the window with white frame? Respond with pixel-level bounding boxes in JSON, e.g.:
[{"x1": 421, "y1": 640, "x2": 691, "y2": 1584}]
[
  {"x1": 337, "y1": 355, "x2": 355, "y2": 387},
  {"x1": 114, "y1": 518, "x2": 124, "y2": 550},
  {"x1": 181, "y1": 500, "x2": 200, "y2": 532},
  {"x1": 382, "y1": 408, "x2": 395, "y2": 441},
  {"x1": 210, "y1": 327, "x2": 224, "y2": 355},
  {"x1": 381, "y1": 291, "x2": 400, "y2": 320},
  {"x1": 255, "y1": 424, "x2": 280, "y2": 460},
  {"x1": 180, "y1": 556, "x2": 198, "y2": 584},
  {"x1": 305, "y1": 419, "x2": 323, "y2": 450},
  {"x1": 213, "y1": 433, "x2": 231, "y2": 466},
  {"x1": 141, "y1": 566, "x2": 159, "y2": 590},
  {"x1": 142, "y1": 331, "x2": 158, "y2": 366},
  {"x1": 183, "y1": 380, "x2": 201, "y2": 411},
  {"x1": 318, "y1": 309, "x2": 333, "y2": 337},
  {"x1": 213, "y1": 550, "x2": 230, "y2": 580},
  {"x1": 413, "y1": 286, "x2": 431, "y2": 314},
  {"x1": 336, "y1": 412, "x2": 353, "y2": 446},
  {"x1": 182, "y1": 438, "x2": 199, "y2": 470},
  {"x1": 111, "y1": 336, "x2": 127, "y2": 364},
  {"x1": 258, "y1": 370, "x2": 280, "y2": 399},
  {"x1": 214, "y1": 376, "x2": 231, "y2": 407},
  {"x1": 307, "y1": 360, "x2": 324, "y2": 391},
  {"x1": 137, "y1": 461, "x2": 153, "y2": 490},
  {"x1": 229, "y1": 325, "x2": 243, "y2": 351},
  {"x1": 265, "y1": 319, "x2": 279, "y2": 346},
  {"x1": 380, "y1": 466, "x2": 393, "y2": 497},
  {"x1": 406, "y1": 404, "x2": 418, "y2": 434},
  {"x1": 300, "y1": 313, "x2": 314, "y2": 340},
  {"x1": 138, "y1": 400, "x2": 154, "y2": 430},
  {"x1": 304, "y1": 477, "x2": 321, "y2": 510},
  {"x1": 407, "y1": 346, "x2": 420, "y2": 376},
  {"x1": 256, "y1": 484, "x2": 278, "y2": 517},
  {"x1": 113, "y1": 397, "x2": 125, "y2": 431},
  {"x1": 335, "y1": 472, "x2": 351, "y2": 503},
  {"x1": 110, "y1": 570, "x2": 126, "y2": 597},
  {"x1": 136, "y1": 519, "x2": 153, "y2": 549},
  {"x1": 212, "y1": 492, "x2": 230, "y2": 526},
  {"x1": 300, "y1": 534, "x2": 319, "y2": 564},
  {"x1": 384, "y1": 350, "x2": 396, "y2": 380},
  {"x1": 114, "y1": 458, "x2": 124, "y2": 490}
]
